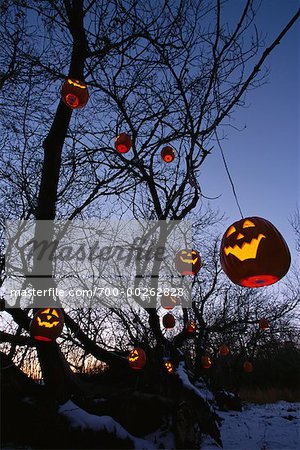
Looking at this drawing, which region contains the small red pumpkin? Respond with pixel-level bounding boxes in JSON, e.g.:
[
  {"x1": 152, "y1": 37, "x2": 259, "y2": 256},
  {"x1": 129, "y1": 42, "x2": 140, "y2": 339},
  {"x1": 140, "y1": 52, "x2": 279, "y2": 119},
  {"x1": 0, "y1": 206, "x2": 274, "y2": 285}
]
[
  {"x1": 201, "y1": 356, "x2": 212, "y2": 369},
  {"x1": 219, "y1": 344, "x2": 230, "y2": 356},
  {"x1": 185, "y1": 320, "x2": 196, "y2": 336},
  {"x1": 161, "y1": 146, "x2": 175, "y2": 163},
  {"x1": 128, "y1": 348, "x2": 146, "y2": 370},
  {"x1": 160, "y1": 295, "x2": 178, "y2": 310},
  {"x1": 114, "y1": 133, "x2": 132, "y2": 153},
  {"x1": 164, "y1": 359, "x2": 174, "y2": 374},
  {"x1": 259, "y1": 319, "x2": 270, "y2": 330},
  {"x1": 243, "y1": 361, "x2": 253, "y2": 373},
  {"x1": 220, "y1": 217, "x2": 291, "y2": 287},
  {"x1": 175, "y1": 249, "x2": 201, "y2": 276},
  {"x1": 30, "y1": 308, "x2": 64, "y2": 342},
  {"x1": 61, "y1": 78, "x2": 89, "y2": 109},
  {"x1": 162, "y1": 313, "x2": 176, "y2": 329}
]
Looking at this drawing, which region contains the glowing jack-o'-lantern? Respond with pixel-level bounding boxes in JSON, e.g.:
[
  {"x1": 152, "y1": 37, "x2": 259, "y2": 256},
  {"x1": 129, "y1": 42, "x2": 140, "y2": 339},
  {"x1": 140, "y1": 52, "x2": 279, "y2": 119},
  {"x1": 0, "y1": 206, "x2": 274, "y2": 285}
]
[
  {"x1": 161, "y1": 146, "x2": 175, "y2": 163},
  {"x1": 185, "y1": 320, "x2": 196, "y2": 337},
  {"x1": 259, "y1": 318, "x2": 270, "y2": 330},
  {"x1": 30, "y1": 308, "x2": 64, "y2": 342},
  {"x1": 164, "y1": 360, "x2": 174, "y2": 374},
  {"x1": 128, "y1": 348, "x2": 146, "y2": 370},
  {"x1": 243, "y1": 361, "x2": 253, "y2": 373},
  {"x1": 175, "y1": 249, "x2": 201, "y2": 276},
  {"x1": 61, "y1": 78, "x2": 89, "y2": 109},
  {"x1": 160, "y1": 295, "x2": 178, "y2": 310},
  {"x1": 219, "y1": 344, "x2": 230, "y2": 356},
  {"x1": 201, "y1": 356, "x2": 212, "y2": 369},
  {"x1": 114, "y1": 133, "x2": 132, "y2": 153},
  {"x1": 220, "y1": 217, "x2": 291, "y2": 287},
  {"x1": 162, "y1": 313, "x2": 176, "y2": 329}
]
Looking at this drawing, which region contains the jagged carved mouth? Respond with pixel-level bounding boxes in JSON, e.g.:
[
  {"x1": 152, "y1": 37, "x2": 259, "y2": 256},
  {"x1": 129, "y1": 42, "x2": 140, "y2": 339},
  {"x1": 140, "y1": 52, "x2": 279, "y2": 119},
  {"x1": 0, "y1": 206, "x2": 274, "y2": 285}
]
[
  {"x1": 224, "y1": 234, "x2": 266, "y2": 261},
  {"x1": 37, "y1": 317, "x2": 59, "y2": 328},
  {"x1": 180, "y1": 257, "x2": 198, "y2": 264}
]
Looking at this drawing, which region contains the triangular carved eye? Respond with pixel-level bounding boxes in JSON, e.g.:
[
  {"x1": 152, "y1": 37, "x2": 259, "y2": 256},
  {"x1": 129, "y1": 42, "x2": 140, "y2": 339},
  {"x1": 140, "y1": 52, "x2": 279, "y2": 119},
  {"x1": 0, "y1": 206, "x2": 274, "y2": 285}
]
[
  {"x1": 42, "y1": 308, "x2": 50, "y2": 314},
  {"x1": 226, "y1": 225, "x2": 236, "y2": 237},
  {"x1": 243, "y1": 220, "x2": 255, "y2": 228},
  {"x1": 52, "y1": 309, "x2": 59, "y2": 318}
]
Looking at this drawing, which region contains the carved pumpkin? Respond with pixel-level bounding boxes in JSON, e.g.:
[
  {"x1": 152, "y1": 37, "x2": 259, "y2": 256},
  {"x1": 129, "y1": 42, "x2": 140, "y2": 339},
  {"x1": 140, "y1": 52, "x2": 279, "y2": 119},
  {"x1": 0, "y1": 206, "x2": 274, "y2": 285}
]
[
  {"x1": 161, "y1": 146, "x2": 175, "y2": 163},
  {"x1": 259, "y1": 318, "x2": 270, "y2": 330},
  {"x1": 160, "y1": 295, "x2": 178, "y2": 310},
  {"x1": 162, "y1": 313, "x2": 176, "y2": 329},
  {"x1": 175, "y1": 249, "x2": 201, "y2": 276},
  {"x1": 185, "y1": 320, "x2": 196, "y2": 337},
  {"x1": 30, "y1": 308, "x2": 64, "y2": 342},
  {"x1": 219, "y1": 344, "x2": 230, "y2": 356},
  {"x1": 128, "y1": 348, "x2": 146, "y2": 370},
  {"x1": 114, "y1": 133, "x2": 132, "y2": 153},
  {"x1": 243, "y1": 361, "x2": 253, "y2": 373},
  {"x1": 201, "y1": 356, "x2": 212, "y2": 369},
  {"x1": 61, "y1": 78, "x2": 89, "y2": 109},
  {"x1": 220, "y1": 217, "x2": 291, "y2": 287},
  {"x1": 164, "y1": 360, "x2": 174, "y2": 374}
]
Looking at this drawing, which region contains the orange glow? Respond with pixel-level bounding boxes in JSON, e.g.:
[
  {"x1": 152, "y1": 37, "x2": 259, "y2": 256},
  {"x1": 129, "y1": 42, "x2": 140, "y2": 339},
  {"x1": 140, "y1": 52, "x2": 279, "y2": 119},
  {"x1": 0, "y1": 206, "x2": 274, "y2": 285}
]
[
  {"x1": 114, "y1": 133, "x2": 132, "y2": 153},
  {"x1": 201, "y1": 356, "x2": 212, "y2": 369},
  {"x1": 61, "y1": 78, "x2": 89, "y2": 109},
  {"x1": 219, "y1": 344, "x2": 230, "y2": 356},
  {"x1": 161, "y1": 146, "x2": 175, "y2": 163},
  {"x1": 240, "y1": 274, "x2": 278, "y2": 287},
  {"x1": 65, "y1": 93, "x2": 79, "y2": 108},
  {"x1": 224, "y1": 234, "x2": 266, "y2": 261},
  {"x1": 128, "y1": 348, "x2": 146, "y2": 370}
]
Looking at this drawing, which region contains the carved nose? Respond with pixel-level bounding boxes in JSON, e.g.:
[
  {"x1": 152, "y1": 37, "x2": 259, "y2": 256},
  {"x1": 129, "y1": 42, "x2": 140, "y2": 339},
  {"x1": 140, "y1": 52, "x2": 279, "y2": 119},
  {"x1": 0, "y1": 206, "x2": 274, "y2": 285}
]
[
  {"x1": 47, "y1": 315, "x2": 52, "y2": 320},
  {"x1": 236, "y1": 233, "x2": 244, "y2": 240}
]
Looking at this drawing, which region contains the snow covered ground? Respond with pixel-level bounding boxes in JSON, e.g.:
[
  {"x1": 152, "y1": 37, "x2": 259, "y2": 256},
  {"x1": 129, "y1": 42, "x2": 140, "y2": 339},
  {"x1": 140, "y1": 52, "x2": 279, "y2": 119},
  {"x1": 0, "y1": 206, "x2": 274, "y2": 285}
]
[
  {"x1": 3, "y1": 401, "x2": 299, "y2": 449},
  {"x1": 202, "y1": 401, "x2": 300, "y2": 450}
]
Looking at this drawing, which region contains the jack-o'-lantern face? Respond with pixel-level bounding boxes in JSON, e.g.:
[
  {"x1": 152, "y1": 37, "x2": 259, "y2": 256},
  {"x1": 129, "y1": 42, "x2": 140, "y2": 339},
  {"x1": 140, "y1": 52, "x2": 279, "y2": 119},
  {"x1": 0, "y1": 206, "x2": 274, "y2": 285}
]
[
  {"x1": 30, "y1": 308, "x2": 64, "y2": 342},
  {"x1": 164, "y1": 360, "x2": 174, "y2": 374},
  {"x1": 175, "y1": 249, "x2": 201, "y2": 276},
  {"x1": 128, "y1": 348, "x2": 146, "y2": 370},
  {"x1": 185, "y1": 320, "x2": 196, "y2": 336},
  {"x1": 220, "y1": 217, "x2": 291, "y2": 287},
  {"x1": 61, "y1": 78, "x2": 89, "y2": 109}
]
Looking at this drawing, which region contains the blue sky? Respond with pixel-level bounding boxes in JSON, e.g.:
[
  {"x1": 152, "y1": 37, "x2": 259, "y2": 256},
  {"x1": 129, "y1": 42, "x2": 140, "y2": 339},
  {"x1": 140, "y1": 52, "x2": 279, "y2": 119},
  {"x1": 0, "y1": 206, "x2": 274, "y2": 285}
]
[{"x1": 200, "y1": 0, "x2": 299, "y2": 263}]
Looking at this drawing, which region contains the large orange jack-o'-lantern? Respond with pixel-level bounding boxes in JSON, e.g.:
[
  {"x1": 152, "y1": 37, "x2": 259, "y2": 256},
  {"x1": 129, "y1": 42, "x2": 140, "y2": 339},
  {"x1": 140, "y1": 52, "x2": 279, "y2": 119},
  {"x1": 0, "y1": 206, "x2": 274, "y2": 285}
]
[
  {"x1": 114, "y1": 133, "x2": 132, "y2": 153},
  {"x1": 30, "y1": 308, "x2": 64, "y2": 342},
  {"x1": 220, "y1": 217, "x2": 291, "y2": 287},
  {"x1": 128, "y1": 348, "x2": 146, "y2": 370},
  {"x1": 175, "y1": 249, "x2": 201, "y2": 276},
  {"x1": 61, "y1": 78, "x2": 89, "y2": 109}
]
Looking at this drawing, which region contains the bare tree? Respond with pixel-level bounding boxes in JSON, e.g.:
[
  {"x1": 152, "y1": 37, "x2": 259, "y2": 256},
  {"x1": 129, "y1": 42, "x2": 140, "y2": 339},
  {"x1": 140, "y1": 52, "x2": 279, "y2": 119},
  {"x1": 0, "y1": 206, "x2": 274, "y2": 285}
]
[{"x1": 1, "y1": 1, "x2": 299, "y2": 448}]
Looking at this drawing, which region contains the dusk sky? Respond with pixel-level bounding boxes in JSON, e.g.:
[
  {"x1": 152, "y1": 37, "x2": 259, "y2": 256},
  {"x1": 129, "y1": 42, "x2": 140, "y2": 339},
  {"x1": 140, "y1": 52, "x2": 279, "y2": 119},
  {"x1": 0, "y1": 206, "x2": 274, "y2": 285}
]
[{"x1": 200, "y1": 0, "x2": 299, "y2": 263}]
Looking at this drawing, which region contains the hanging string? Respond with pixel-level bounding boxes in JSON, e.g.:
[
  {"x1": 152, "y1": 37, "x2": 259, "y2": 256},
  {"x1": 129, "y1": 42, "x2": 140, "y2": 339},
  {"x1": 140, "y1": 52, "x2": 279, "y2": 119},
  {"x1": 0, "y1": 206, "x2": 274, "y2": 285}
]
[{"x1": 215, "y1": 131, "x2": 244, "y2": 219}]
